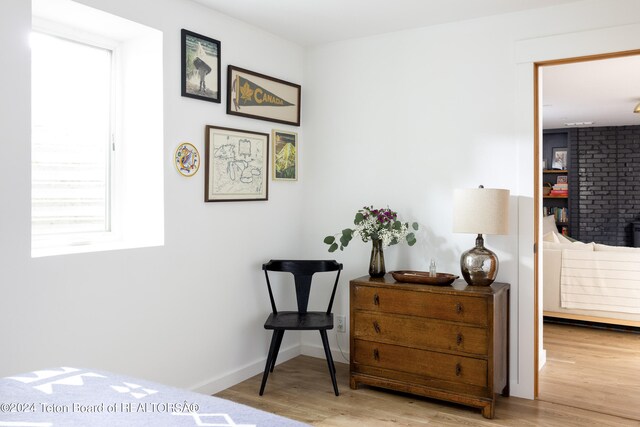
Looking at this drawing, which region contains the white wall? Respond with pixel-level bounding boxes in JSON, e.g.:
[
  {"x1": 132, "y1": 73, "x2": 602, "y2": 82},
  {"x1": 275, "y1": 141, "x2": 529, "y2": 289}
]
[
  {"x1": 0, "y1": 0, "x2": 305, "y2": 393},
  {"x1": 300, "y1": 0, "x2": 640, "y2": 398},
  {"x1": 3, "y1": 0, "x2": 640, "y2": 401}
]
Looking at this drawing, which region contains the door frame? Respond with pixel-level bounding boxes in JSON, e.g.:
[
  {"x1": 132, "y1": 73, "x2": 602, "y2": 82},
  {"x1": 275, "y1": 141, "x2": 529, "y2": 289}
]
[{"x1": 533, "y1": 48, "x2": 640, "y2": 397}]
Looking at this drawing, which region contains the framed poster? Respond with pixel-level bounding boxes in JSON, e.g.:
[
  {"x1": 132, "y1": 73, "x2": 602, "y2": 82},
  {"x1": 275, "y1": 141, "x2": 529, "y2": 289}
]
[
  {"x1": 227, "y1": 66, "x2": 301, "y2": 126},
  {"x1": 181, "y1": 29, "x2": 221, "y2": 103},
  {"x1": 272, "y1": 129, "x2": 298, "y2": 181},
  {"x1": 551, "y1": 147, "x2": 568, "y2": 170},
  {"x1": 204, "y1": 126, "x2": 269, "y2": 202}
]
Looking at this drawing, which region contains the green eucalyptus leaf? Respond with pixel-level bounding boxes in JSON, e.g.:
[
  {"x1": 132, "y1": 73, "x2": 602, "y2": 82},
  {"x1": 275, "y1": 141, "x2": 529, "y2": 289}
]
[
  {"x1": 340, "y1": 234, "x2": 351, "y2": 247},
  {"x1": 342, "y1": 228, "x2": 354, "y2": 238},
  {"x1": 354, "y1": 212, "x2": 364, "y2": 224},
  {"x1": 324, "y1": 235, "x2": 336, "y2": 245},
  {"x1": 392, "y1": 220, "x2": 402, "y2": 231},
  {"x1": 412, "y1": 222, "x2": 419, "y2": 230},
  {"x1": 406, "y1": 232, "x2": 416, "y2": 246},
  {"x1": 328, "y1": 242, "x2": 338, "y2": 252}
]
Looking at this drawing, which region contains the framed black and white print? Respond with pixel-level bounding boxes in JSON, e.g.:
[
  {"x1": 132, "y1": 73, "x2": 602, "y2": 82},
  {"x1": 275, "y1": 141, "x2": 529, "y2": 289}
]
[
  {"x1": 227, "y1": 66, "x2": 301, "y2": 126},
  {"x1": 181, "y1": 29, "x2": 221, "y2": 103},
  {"x1": 204, "y1": 126, "x2": 269, "y2": 202}
]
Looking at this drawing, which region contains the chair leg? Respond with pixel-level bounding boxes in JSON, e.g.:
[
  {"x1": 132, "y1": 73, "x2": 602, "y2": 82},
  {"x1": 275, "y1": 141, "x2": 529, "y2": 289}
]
[
  {"x1": 319, "y1": 330, "x2": 339, "y2": 396},
  {"x1": 259, "y1": 331, "x2": 280, "y2": 395},
  {"x1": 270, "y1": 330, "x2": 285, "y2": 373}
]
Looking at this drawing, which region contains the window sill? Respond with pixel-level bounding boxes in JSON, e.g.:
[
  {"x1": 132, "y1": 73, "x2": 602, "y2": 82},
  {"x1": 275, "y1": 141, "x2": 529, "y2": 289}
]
[{"x1": 31, "y1": 238, "x2": 163, "y2": 258}]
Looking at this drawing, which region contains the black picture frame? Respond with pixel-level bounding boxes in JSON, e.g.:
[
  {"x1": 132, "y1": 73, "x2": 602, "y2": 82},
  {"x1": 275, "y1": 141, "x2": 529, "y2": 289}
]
[
  {"x1": 227, "y1": 65, "x2": 301, "y2": 126},
  {"x1": 551, "y1": 147, "x2": 568, "y2": 170},
  {"x1": 181, "y1": 29, "x2": 221, "y2": 103}
]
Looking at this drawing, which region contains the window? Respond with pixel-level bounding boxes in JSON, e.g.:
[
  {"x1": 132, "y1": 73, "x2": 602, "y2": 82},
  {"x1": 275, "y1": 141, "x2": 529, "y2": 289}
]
[
  {"x1": 31, "y1": 31, "x2": 114, "y2": 240},
  {"x1": 31, "y1": 0, "x2": 164, "y2": 257}
]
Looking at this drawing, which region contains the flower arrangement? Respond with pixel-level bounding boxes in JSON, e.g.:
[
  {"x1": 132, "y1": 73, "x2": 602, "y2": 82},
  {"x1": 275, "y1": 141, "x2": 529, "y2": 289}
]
[{"x1": 323, "y1": 206, "x2": 418, "y2": 252}]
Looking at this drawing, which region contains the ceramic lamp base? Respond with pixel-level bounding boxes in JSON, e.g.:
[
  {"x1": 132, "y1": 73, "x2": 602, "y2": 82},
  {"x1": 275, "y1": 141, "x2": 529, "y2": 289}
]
[{"x1": 460, "y1": 234, "x2": 498, "y2": 286}]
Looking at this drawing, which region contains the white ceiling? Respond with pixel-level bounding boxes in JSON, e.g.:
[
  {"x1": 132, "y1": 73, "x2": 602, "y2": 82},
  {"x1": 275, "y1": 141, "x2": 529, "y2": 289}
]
[
  {"x1": 542, "y1": 55, "x2": 640, "y2": 129},
  {"x1": 193, "y1": 0, "x2": 640, "y2": 129},
  {"x1": 192, "y1": 0, "x2": 580, "y2": 47}
]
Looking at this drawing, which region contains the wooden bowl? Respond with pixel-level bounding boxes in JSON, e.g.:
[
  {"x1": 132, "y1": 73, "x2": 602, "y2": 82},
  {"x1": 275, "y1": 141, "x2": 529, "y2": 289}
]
[{"x1": 391, "y1": 271, "x2": 459, "y2": 286}]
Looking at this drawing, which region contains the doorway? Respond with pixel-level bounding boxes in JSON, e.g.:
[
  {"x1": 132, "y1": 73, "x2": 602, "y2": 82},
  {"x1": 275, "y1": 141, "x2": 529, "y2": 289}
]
[{"x1": 534, "y1": 50, "x2": 640, "y2": 415}]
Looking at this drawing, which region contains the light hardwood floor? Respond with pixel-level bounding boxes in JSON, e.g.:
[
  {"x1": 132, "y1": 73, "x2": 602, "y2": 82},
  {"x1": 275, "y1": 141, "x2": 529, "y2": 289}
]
[
  {"x1": 538, "y1": 323, "x2": 640, "y2": 422},
  {"x1": 217, "y1": 325, "x2": 640, "y2": 426}
]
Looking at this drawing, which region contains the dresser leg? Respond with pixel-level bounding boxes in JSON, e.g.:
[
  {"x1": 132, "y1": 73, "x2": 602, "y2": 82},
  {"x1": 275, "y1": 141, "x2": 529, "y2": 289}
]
[
  {"x1": 350, "y1": 377, "x2": 359, "y2": 390},
  {"x1": 481, "y1": 403, "x2": 495, "y2": 419}
]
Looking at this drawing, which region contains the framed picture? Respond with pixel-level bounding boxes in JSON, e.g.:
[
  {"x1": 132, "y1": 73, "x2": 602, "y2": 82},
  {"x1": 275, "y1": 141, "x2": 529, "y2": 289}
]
[
  {"x1": 557, "y1": 175, "x2": 568, "y2": 184},
  {"x1": 181, "y1": 29, "x2": 221, "y2": 103},
  {"x1": 227, "y1": 66, "x2": 301, "y2": 126},
  {"x1": 204, "y1": 126, "x2": 269, "y2": 202},
  {"x1": 174, "y1": 142, "x2": 200, "y2": 177},
  {"x1": 551, "y1": 148, "x2": 568, "y2": 170},
  {"x1": 272, "y1": 130, "x2": 298, "y2": 181}
]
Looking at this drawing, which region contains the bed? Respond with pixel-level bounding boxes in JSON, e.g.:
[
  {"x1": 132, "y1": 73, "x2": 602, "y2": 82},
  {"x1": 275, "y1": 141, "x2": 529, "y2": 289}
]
[{"x1": 0, "y1": 367, "x2": 309, "y2": 426}]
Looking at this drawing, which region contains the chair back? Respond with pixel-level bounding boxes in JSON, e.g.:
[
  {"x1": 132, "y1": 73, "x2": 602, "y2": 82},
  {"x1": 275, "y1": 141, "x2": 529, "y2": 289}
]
[{"x1": 262, "y1": 260, "x2": 343, "y2": 315}]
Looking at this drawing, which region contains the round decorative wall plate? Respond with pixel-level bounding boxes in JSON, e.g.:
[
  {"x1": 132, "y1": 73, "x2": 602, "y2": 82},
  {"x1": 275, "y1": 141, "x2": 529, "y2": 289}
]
[{"x1": 174, "y1": 142, "x2": 200, "y2": 177}]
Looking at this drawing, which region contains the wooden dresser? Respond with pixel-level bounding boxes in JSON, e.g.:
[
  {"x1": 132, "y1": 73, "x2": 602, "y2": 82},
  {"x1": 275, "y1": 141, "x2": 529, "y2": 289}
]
[{"x1": 349, "y1": 275, "x2": 509, "y2": 419}]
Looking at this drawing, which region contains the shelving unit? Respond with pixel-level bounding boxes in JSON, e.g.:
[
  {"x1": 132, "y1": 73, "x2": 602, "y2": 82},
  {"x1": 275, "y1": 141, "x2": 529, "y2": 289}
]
[{"x1": 543, "y1": 169, "x2": 569, "y2": 235}]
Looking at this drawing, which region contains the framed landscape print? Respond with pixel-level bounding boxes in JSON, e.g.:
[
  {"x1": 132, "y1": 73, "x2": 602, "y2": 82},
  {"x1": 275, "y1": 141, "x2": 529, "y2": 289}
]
[
  {"x1": 227, "y1": 66, "x2": 301, "y2": 126},
  {"x1": 204, "y1": 126, "x2": 269, "y2": 202},
  {"x1": 272, "y1": 130, "x2": 298, "y2": 181},
  {"x1": 181, "y1": 29, "x2": 221, "y2": 103}
]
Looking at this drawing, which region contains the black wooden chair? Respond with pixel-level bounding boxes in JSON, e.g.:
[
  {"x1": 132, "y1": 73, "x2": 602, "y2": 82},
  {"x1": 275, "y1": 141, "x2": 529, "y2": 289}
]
[{"x1": 259, "y1": 259, "x2": 343, "y2": 396}]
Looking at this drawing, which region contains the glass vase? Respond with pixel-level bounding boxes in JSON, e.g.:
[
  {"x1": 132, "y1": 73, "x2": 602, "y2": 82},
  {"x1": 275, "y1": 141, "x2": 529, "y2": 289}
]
[{"x1": 369, "y1": 239, "x2": 386, "y2": 278}]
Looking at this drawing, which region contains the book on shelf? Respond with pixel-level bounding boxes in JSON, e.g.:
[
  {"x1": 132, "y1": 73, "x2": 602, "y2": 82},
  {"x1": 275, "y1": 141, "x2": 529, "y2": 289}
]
[{"x1": 543, "y1": 207, "x2": 568, "y2": 223}]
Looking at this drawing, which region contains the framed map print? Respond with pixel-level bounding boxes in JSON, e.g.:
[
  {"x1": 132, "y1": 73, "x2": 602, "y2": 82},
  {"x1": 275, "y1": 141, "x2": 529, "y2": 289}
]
[{"x1": 204, "y1": 126, "x2": 269, "y2": 202}]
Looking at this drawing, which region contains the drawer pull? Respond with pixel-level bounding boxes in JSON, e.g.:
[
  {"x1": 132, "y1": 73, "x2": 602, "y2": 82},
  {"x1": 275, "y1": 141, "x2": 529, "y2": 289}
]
[
  {"x1": 373, "y1": 349, "x2": 380, "y2": 361},
  {"x1": 455, "y1": 302, "x2": 463, "y2": 314},
  {"x1": 456, "y1": 333, "x2": 463, "y2": 346},
  {"x1": 373, "y1": 321, "x2": 381, "y2": 333},
  {"x1": 373, "y1": 293, "x2": 380, "y2": 306},
  {"x1": 455, "y1": 363, "x2": 462, "y2": 376}
]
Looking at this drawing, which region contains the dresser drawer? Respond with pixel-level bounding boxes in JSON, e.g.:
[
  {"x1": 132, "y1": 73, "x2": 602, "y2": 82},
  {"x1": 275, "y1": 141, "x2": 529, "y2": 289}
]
[
  {"x1": 352, "y1": 285, "x2": 488, "y2": 325},
  {"x1": 353, "y1": 339, "x2": 487, "y2": 387},
  {"x1": 353, "y1": 311, "x2": 487, "y2": 355}
]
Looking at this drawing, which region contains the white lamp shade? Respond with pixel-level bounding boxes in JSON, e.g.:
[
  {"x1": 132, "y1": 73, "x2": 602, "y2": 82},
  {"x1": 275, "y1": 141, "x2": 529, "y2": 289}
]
[{"x1": 453, "y1": 187, "x2": 510, "y2": 235}]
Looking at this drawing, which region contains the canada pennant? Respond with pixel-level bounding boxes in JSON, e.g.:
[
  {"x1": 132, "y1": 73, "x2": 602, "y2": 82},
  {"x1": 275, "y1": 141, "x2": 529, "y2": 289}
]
[{"x1": 232, "y1": 75, "x2": 294, "y2": 111}]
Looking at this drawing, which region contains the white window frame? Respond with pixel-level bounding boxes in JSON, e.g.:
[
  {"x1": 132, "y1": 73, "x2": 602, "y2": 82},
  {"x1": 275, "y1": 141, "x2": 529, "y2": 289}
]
[
  {"x1": 31, "y1": 0, "x2": 164, "y2": 258},
  {"x1": 31, "y1": 19, "x2": 122, "y2": 251}
]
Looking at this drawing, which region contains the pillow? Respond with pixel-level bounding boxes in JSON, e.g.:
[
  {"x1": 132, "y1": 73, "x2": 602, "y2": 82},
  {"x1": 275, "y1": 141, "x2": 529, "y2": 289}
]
[
  {"x1": 542, "y1": 215, "x2": 557, "y2": 236},
  {"x1": 555, "y1": 233, "x2": 573, "y2": 244},
  {"x1": 542, "y1": 232, "x2": 559, "y2": 243},
  {"x1": 542, "y1": 241, "x2": 594, "y2": 251},
  {"x1": 593, "y1": 243, "x2": 640, "y2": 253}
]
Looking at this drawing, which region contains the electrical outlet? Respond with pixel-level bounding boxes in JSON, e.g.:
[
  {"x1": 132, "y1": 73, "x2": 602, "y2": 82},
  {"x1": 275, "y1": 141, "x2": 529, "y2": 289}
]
[{"x1": 336, "y1": 315, "x2": 346, "y2": 333}]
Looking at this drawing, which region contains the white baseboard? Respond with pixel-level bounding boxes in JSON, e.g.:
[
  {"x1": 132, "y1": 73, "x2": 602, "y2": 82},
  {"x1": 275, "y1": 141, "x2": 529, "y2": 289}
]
[
  {"x1": 190, "y1": 344, "x2": 301, "y2": 395},
  {"x1": 539, "y1": 348, "x2": 547, "y2": 370},
  {"x1": 300, "y1": 340, "x2": 350, "y2": 365}
]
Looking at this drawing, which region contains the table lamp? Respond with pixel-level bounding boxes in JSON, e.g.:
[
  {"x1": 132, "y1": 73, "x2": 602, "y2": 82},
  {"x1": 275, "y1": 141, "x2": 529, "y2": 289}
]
[{"x1": 453, "y1": 186, "x2": 509, "y2": 286}]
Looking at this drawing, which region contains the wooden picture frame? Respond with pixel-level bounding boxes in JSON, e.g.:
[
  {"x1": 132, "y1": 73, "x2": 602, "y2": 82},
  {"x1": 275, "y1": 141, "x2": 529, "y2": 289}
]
[
  {"x1": 227, "y1": 66, "x2": 301, "y2": 126},
  {"x1": 272, "y1": 130, "x2": 298, "y2": 181},
  {"x1": 181, "y1": 29, "x2": 221, "y2": 103},
  {"x1": 204, "y1": 126, "x2": 269, "y2": 202}
]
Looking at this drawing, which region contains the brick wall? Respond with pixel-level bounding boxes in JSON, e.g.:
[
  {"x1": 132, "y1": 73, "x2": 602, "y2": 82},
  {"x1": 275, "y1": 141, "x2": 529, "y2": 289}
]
[{"x1": 570, "y1": 125, "x2": 640, "y2": 246}]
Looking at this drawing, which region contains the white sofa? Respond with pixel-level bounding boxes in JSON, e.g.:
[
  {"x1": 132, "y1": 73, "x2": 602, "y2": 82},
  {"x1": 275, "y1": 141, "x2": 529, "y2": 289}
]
[{"x1": 542, "y1": 216, "x2": 640, "y2": 326}]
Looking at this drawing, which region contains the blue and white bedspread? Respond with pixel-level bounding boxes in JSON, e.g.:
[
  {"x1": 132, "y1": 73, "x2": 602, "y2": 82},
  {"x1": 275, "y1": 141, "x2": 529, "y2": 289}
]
[{"x1": 0, "y1": 367, "x2": 309, "y2": 427}]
